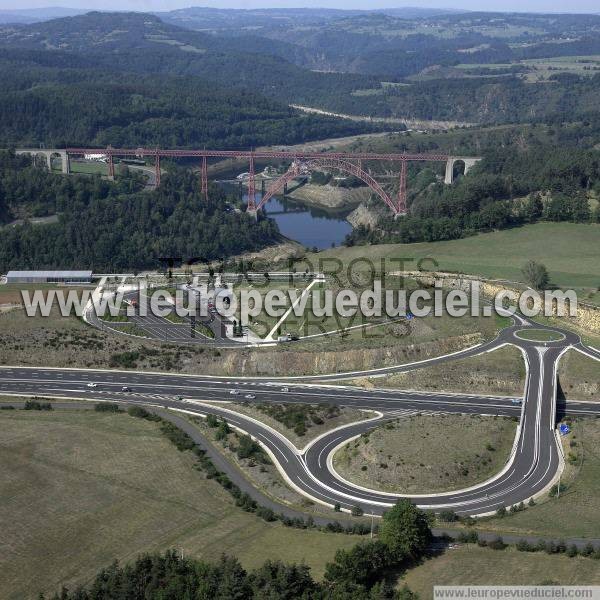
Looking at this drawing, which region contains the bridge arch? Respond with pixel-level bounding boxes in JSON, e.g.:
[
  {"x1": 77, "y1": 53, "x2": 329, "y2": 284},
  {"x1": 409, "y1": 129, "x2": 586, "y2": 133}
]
[
  {"x1": 444, "y1": 156, "x2": 482, "y2": 184},
  {"x1": 15, "y1": 149, "x2": 70, "y2": 174},
  {"x1": 254, "y1": 157, "x2": 401, "y2": 214}
]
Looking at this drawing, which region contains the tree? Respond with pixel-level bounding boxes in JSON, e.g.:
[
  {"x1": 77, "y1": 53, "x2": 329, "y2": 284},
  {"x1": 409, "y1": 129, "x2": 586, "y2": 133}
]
[
  {"x1": 521, "y1": 260, "x2": 549, "y2": 290},
  {"x1": 324, "y1": 541, "x2": 391, "y2": 589},
  {"x1": 521, "y1": 193, "x2": 543, "y2": 222},
  {"x1": 379, "y1": 499, "x2": 432, "y2": 560},
  {"x1": 250, "y1": 560, "x2": 316, "y2": 599}
]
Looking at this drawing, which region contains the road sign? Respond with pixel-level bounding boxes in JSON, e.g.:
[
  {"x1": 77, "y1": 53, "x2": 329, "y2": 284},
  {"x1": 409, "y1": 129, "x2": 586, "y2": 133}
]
[{"x1": 559, "y1": 423, "x2": 570, "y2": 436}]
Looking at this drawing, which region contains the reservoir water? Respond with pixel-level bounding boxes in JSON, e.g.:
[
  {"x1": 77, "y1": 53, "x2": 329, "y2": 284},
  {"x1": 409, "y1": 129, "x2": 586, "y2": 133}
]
[
  {"x1": 236, "y1": 190, "x2": 353, "y2": 250},
  {"x1": 263, "y1": 196, "x2": 352, "y2": 250}
]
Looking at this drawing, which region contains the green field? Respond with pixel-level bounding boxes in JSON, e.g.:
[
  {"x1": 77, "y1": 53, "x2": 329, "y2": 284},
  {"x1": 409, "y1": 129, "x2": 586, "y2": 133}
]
[
  {"x1": 0, "y1": 409, "x2": 359, "y2": 599},
  {"x1": 300, "y1": 223, "x2": 600, "y2": 289},
  {"x1": 455, "y1": 55, "x2": 600, "y2": 83},
  {"x1": 333, "y1": 414, "x2": 517, "y2": 494},
  {"x1": 402, "y1": 546, "x2": 600, "y2": 599}
]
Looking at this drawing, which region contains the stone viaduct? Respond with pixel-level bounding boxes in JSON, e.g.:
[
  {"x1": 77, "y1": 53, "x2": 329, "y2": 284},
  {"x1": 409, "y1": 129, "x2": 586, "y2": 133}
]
[{"x1": 15, "y1": 148, "x2": 70, "y2": 174}]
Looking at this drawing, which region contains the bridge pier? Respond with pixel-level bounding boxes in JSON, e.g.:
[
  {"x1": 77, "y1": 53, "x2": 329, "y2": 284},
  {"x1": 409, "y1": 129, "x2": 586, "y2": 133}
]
[{"x1": 246, "y1": 208, "x2": 258, "y2": 220}]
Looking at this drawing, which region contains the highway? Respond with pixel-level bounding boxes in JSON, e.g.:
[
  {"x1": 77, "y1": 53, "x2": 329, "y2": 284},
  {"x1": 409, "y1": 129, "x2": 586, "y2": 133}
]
[{"x1": 0, "y1": 318, "x2": 598, "y2": 517}]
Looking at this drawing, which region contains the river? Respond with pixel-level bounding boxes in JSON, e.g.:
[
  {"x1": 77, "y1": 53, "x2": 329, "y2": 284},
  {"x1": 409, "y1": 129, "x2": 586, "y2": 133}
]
[{"x1": 228, "y1": 185, "x2": 353, "y2": 249}]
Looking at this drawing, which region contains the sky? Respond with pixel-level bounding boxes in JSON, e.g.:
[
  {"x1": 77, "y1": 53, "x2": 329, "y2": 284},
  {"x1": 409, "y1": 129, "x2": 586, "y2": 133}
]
[{"x1": 1, "y1": 0, "x2": 599, "y2": 13}]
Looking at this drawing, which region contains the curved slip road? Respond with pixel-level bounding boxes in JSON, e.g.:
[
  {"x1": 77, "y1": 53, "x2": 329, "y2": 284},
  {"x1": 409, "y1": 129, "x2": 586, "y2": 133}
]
[{"x1": 0, "y1": 318, "x2": 598, "y2": 517}]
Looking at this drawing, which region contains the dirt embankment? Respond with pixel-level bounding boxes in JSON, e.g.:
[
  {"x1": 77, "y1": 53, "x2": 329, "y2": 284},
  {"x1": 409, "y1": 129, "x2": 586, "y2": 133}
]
[
  {"x1": 346, "y1": 202, "x2": 387, "y2": 229},
  {"x1": 215, "y1": 333, "x2": 480, "y2": 376},
  {"x1": 0, "y1": 303, "x2": 479, "y2": 377},
  {"x1": 287, "y1": 183, "x2": 369, "y2": 210}
]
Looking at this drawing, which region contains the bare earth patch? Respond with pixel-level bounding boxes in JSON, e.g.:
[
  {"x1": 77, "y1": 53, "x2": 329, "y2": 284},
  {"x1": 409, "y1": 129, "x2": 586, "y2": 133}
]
[{"x1": 333, "y1": 413, "x2": 517, "y2": 494}]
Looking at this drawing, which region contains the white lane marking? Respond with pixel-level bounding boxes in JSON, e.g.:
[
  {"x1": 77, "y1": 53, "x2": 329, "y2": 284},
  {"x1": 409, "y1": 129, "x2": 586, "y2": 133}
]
[{"x1": 256, "y1": 432, "x2": 289, "y2": 463}]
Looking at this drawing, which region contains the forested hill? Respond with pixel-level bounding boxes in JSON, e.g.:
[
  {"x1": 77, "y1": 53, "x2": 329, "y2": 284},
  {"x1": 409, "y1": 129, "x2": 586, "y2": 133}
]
[
  {"x1": 0, "y1": 11, "x2": 380, "y2": 105},
  {"x1": 3, "y1": 12, "x2": 600, "y2": 127},
  {"x1": 0, "y1": 152, "x2": 280, "y2": 271},
  {"x1": 0, "y1": 48, "x2": 388, "y2": 149},
  {"x1": 346, "y1": 124, "x2": 600, "y2": 247},
  {"x1": 0, "y1": 12, "x2": 392, "y2": 149}
]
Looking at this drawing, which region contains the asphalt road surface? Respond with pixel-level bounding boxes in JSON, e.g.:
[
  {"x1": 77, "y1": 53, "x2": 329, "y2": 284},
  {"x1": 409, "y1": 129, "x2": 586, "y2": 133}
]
[{"x1": 1, "y1": 317, "x2": 598, "y2": 517}]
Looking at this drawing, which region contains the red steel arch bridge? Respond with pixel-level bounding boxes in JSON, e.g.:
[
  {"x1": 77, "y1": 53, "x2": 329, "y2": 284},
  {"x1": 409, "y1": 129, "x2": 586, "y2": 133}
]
[{"x1": 65, "y1": 147, "x2": 481, "y2": 216}]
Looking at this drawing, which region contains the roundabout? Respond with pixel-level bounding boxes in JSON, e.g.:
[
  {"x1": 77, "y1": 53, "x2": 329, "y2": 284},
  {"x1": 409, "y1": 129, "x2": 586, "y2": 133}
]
[{"x1": 514, "y1": 328, "x2": 567, "y2": 343}]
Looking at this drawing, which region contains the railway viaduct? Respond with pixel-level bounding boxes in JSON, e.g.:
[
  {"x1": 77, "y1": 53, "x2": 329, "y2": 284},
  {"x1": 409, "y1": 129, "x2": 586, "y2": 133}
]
[{"x1": 15, "y1": 147, "x2": 482, "y2": 216}]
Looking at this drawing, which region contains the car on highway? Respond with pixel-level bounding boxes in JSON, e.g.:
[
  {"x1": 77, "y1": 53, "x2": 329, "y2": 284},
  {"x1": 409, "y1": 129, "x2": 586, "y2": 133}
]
[
  {"x1": 511, "y1": 399, "x2": 523, "y2": 405},
  {"x1": 245, "y1": 393, "x2": 256, "y2": 399},
  {"x1": 86, "y1": 382, "x2": 97, "y2": 388},
  {"x1": 121, "y1": 386, "x2": 131, "y2": 392},
  {"x1": 281, "y1": 387, "x2": 289, "y2": 392},
  {"x1": 229, "y1": 389, "x2": 240, "y2": 395}
]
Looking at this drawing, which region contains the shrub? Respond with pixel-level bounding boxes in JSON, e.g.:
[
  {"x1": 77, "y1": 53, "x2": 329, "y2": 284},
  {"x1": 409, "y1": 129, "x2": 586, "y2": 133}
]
[
  {"x1": 457, "y1": 531, "x2": 479, "y2": 544},
  {"x1": 127, "y1": 406, "x2": 160, "y2": 421},
  {"x1": 94, "y1": 403, "x2": 120, "y2": 412},
  {"x1": 516, "y1": 539, "x2": 534, "y2": 552},
  {"x1": 549, "y1": 483, "x2": 567, "y2": 497},
  {"x1": 438, "y1": 510, "x2": 459, "y2": 523},
  {"x1": 256, "y1": 506, "x2": 276, "y2": 522},
  {"x1": 567, "y1": 544, "x2": 579, "y2": 558},
  {"x1": 23, "y1": 399, "x2": 53, "y2": 410},
  {"x1": 109, "y1": 351, "x2": 140, "y2": 368},
  {"x1": 206, "y1": 414, "x2": 219, "y2": 427},
  {"x1": 160, "y1": 422, "x2": 195, "y2": 451},
  {"x1": 582, "y1": 543, "x2": 595, "y2": 557},
  {"x1": 215, "y1": 420, "x2": 230, "y2": 440},
  {"x1": 236, "y1": 434, "x2": 267, "y2": 463},
  {"x1": 488, "y1": 537, "x2": 507, "y2": 551}
]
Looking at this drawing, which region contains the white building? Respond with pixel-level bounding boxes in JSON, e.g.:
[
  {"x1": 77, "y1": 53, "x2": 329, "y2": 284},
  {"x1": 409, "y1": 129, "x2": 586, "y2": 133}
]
[{"x1": 5, "y1": 270, "x2": 93, "y2": 284}]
